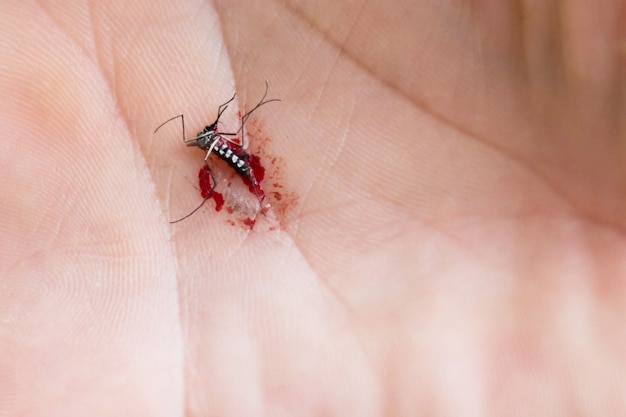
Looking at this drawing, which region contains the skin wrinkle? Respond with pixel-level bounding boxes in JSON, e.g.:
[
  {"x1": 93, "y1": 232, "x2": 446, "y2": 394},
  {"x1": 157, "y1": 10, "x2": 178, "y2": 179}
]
[
  {"x1": 295, "y1": 198, "x2": 362, "y2": 223},
  {"x1": 573, "y1": 211, "x2": 626, "y2": 240},
  {"x1": 302, "y1": 38, "x2": 338, "y2": 120},
  {"x1": 272, "y1": 39, "x2": 323, "y2": 236},
  {"x1": 279, "y1": 0, "x2": 588, "y2": 223},
  {"x1": 329, "y1": 96, "x2": 356, "y2": 173},
  {"x1": 36, "y1": 0, "x2": 93, "y2": 61},
  {"x1": 511, "y1": 0, "x2": 529, "y2": 87},
  {"x1": 86, "y1": 0, "x2": 102, "y2": 74},
  {"x1": 224, "y1": 229, "x2": 252, "y2": 261},
  {"x1": 339, "y1": 0, "x2": 368, "y2": 50},
  {"x1": 293, "y1": 91, "x2": 351, "y2": 223},
  {"x1": 289, "y1": 201, "x2": 360, "y2": 311},
  {"x1": 526, "y1": 1, "x2": 565, "y2": 93},
  {"x1": 280, "y1": 0, "x2": 416, "y2": 102},
  {"x1": 468, "y1": 6, "x2": 489, "y2": 85},
  {"x1": 37, "y1": 1, "x2": 142, "y2": 200},
  {"x1": 552, "y1": 1, "x2": 566, "y2": 90},
  {"x1": 284, "y1": 190, "x2": 364, "y2": 315},
  {"x1": 292, "y1": 3, "x2": 625, "y2": 237},
  {"x1": 27, "y1": 186, "x2": 74, "y2": 254},
  {"x1": 85, "y1": 3, "x2": 140, "y2": 163}
]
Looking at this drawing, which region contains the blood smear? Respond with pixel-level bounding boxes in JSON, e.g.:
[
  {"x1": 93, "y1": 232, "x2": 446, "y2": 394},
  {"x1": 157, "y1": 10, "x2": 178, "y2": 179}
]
[{"x1": 240, "y1": 154, "x2": 266, "y2": 200}]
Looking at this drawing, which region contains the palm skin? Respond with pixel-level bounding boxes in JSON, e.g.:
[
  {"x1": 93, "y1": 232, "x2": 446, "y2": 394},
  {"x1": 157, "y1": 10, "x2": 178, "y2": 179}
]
[{"x1": 0, "y1": 0, "x2": 625, "y2": 415}]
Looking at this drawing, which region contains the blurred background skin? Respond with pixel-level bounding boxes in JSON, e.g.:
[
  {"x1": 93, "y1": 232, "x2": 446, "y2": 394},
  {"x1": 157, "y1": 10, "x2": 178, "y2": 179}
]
[{"x1": 0, "y1": 0, "x2": 625, "y2": 416}]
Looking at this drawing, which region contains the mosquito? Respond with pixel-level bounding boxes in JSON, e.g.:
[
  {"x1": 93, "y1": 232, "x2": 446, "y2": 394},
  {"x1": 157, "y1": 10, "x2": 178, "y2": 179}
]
[{"x1": 155, "y1": 82, "x2": 279, "y2": 223}]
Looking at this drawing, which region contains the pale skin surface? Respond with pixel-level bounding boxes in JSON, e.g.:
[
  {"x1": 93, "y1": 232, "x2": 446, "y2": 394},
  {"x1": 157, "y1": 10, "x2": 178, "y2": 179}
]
[{"x1": 0, "y1": 0, "x2": 625, "y2": 415}]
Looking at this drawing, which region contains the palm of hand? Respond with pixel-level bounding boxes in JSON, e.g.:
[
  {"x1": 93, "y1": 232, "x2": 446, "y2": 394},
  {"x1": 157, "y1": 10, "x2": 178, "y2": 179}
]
[{"x1": 0, "y1": 1, "x2": 624, "y2": 415}]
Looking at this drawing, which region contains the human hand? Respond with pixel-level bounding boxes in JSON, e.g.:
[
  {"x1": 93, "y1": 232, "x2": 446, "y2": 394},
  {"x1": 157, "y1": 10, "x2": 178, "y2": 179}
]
[{"x1": 1, "y1": 1, "x2": 624, "y2": 415}]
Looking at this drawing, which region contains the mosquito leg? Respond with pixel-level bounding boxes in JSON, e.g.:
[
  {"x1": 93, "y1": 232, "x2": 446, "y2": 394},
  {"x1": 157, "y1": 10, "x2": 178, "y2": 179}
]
[
  {"x1": 170, "y1": 163, "x2": 217, "y2": 224},
  {"x1": 154, "y1": 114, "x2": 186, "y2": 144},
  {"x1": 218, "y1": 82, "x2": 280, "y2": 149},
  {"x1": 203, "y1": 139, "x2": 221, "y2": 161},
  {"x1": 239, "y1": 81, "x2": 280, "y2": 149},
  {"x1": 216, "y1": 132, "x2": 242, "y2": 148},
  {"x1": 202, "y1": 162, "x2": 218, "y2": 198},
  {"x1": 217, "y1": 93, "x2": 236, "y2": 121}
]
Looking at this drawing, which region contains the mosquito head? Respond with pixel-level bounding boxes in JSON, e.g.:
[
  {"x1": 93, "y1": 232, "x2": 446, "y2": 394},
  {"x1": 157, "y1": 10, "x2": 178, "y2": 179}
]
[
  {"x1": 204, "y1": 120, "x2": 219, "y2": 134},
  {"x1": 186, "y1": 138, "x2": 201, "y2": 148},
  {"x1": 187, "y1": 128, "x2": 218, "y2": 150}
]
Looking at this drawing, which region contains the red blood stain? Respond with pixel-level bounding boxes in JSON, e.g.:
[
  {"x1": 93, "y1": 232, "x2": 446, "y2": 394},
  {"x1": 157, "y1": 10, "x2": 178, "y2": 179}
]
[
  {"x1": 198, "y1": 165, "x2": 224, "y2": 211},
  {"x1": 211, "y1": 192, "x2": 225, "y2": 211},
  {"x1": 182, "y1": 113, "x2": 299, "y2": 228},
  {"x1": 249, "y1": 154, "x2": 265, "y2": 182},
  {"x1": 198, "y1": 165, "x2": 212, "y2": 197},
  {"x1": 242, "y1": 217, "x2": 256, "y2": 229},
  {"x1": 238, "y1": 153, "x2": 266, "y2": 201}
]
